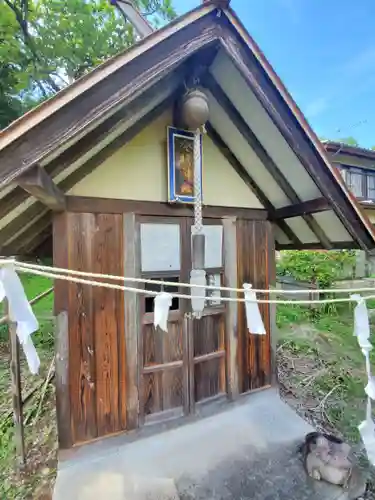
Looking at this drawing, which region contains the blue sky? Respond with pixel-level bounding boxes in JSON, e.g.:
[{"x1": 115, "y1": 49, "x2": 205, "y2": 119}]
[{"x1": 173, "y1": 0, "x2": 375, "y2": 148}]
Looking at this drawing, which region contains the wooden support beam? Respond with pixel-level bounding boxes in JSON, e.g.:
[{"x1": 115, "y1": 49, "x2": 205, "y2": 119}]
[
  {"x1": 217, "y1": 23, "x2": 374, "y2": 251},
  {"x1": 206, "y1": 122, "x2": 302, "y2": 247},
  {"x1": 0, "y1": 92, "x2": 177, "y2": 256},
  {"x1": 55, "y1": 311, "x2": 72, "y2": 450},
  {"x1": 277, "y1": 241, "x2": 359, "y2": 250},
  {"x1": 0, "y1": 203, "x2": 48, "y2": 253},
  {"x1": 273, "y1": 197, "x2": 330, "y2": 220},
  {"x1": 203, "y1": 73, "x2": 333, "y2": 249},
  {"x1": 5, "y1": 299, "x2": 26, "y2": 469},
  {"x1": 1, "y1": 212, "x2": 52, "y2": 256},
  {"x1": 0, "y1": 69, "x2": 187, "y2": 223},
  {"x1": 17, "y1": 220, "x2": 52, "y2": 257},
  {"x1": 123, "y1": 213, "x2": 141, "y2": 429},
  {"x1": 222, "y1": 216, "x2": 239, "y2": 399},
  {"x1": 17, "y1": 165, "x2": 66, "y2": 211},
  {"x1": 0, "y1": 15, "x2": 218, "y2": 187}
]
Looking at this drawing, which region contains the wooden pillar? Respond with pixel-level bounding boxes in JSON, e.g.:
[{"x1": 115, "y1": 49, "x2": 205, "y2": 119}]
[
  {"x1": 222, "y1": 216, "x2": 239, "y2": 400},
  {"x1": 5, "y1": 299, "x2": 26, "y2": 468},
  {"x1": 55, "y1": 311, "x2": 71, "y2": 449},
  {"x1": 123, "y1": 213, "x2": 141, "y2": 429},
  {"x1": 267, "y1": 222, "x2": 278, "y2": 387}
]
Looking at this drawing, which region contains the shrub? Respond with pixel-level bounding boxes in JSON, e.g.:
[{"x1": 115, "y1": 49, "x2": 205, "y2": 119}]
[{"x1": 277, "y1": 250, "x2": 356, "y2": 289}]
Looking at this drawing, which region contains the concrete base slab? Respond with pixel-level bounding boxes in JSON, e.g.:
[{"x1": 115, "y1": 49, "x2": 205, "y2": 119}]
[
  {"x1": 53, "y1": 389, "x2": 353, "y2": 500},
  {"x1": 75, "y1": 474, "x2": 179, "y2": 500}
]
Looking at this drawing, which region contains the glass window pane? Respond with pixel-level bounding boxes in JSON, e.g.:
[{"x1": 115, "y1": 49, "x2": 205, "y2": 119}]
[
  {"x1": 367, "y1": 174, "x2": 375, "y2": 199},
  {"x1": 337, "y1": 166, "x2": 346, "y2": 180},
  {"x1": 347, "y1": 171, "x2": 364, "y2": 197}
]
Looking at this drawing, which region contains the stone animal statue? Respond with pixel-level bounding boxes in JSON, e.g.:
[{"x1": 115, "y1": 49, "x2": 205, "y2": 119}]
[{"x1": 298, "y1": 432, "x2": 368, "y2": 499}]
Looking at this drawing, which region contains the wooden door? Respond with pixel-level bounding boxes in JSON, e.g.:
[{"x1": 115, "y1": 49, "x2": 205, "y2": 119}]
[
  {"x1": 137, "y1": 216, "x2": 227, "y2": 423},
  {"x1": 187, "y1": 219, "x2": 227, "y2": 410},
  {"x1": 138, "y1": 216, "x2": 189, "y2": 424}
]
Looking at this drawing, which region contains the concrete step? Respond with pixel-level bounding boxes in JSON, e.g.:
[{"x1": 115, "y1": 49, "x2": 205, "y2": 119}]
[
  {"x1": 53, "y1": 389, "x2": 364, "y2": 500},
  {"x1": 175, "y1": 443, "x2": 355, "y2": 500},
  {"x1": 56, "y1": 473, "x2": 180, "y2": 500}
]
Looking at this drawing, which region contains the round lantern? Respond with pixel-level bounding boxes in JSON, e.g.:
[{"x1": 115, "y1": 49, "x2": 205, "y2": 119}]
[{"x1": 181, "y1": 89, "x2": 210, "y2": 130}]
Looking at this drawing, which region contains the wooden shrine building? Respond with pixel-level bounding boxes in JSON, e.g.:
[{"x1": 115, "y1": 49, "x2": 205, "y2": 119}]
[{"x1": 0, "y1": 0, "x2": 374, "y2": 451}]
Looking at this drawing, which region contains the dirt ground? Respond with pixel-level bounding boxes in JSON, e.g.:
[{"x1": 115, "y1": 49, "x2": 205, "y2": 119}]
[
  {"x1": 1, "y1": 301, "x2": 375, "y2": 498},
  {"x1": 0, "y1": 341, "x2": 57, "y2": 500},
  {"x1": 277, "y1": 314, "x2": 375, "y2": 498}
]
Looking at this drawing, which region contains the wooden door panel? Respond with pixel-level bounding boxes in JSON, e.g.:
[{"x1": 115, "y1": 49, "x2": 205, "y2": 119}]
[
  {"x1": 194, "y1": 357, "x2": 225, "y2": 402},
  {"x1": 236, "y1": 219, "x2": 272, "y2": 393},
  {"x1": 192, "y1": 312, "x2": 226, "y2": 403},
  {"x1": 54, "y1": 212, "x2": 126, "y2": 447},
  {"x1": 143, "y1": 368, "x2": 184, "y2": 416},
  {"x1": 141, "y1": 319, "x2": 187, "y2": 422},
  {"x1": 193, "y1": 313, "x2": 225, "y2": 357},
  {"x1": 138, "y1": 216, "x2": 189, "y2": 423}
]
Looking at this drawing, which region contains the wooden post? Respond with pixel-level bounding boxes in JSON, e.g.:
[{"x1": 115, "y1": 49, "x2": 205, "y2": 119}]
[
  {"x1": 269, "y1": 285, "x2": 279, "y2": 387},
  {"x1": 123, "y1": 213, "x2": 141, "y2": 429},
  {"x1": 267, "y1": 222, "x2": 278, "y2": 387},
  {"x1": 222, "y1": 216, "x2": 239, "y2": 400},
  {"x1": 55, "y1": 311, "x2": 71, "y2": 449},
  {"x1": 5, "y1": 299, "x2": 26, "y2": 469}
]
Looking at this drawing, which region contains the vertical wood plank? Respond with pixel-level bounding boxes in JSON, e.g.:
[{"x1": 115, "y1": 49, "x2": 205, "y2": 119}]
[
  {"x1": 267, "y1": 222, "x2": 277, "y2": 386},
  {"x1": 181, "y1": 217, "x2": 194, "y2": 414},
  {"x1": 254, "y1": 221, "x2": 267, "y2": 387},
  {"x1": 222, "y1": 216, "x2": 239, "y2": 400},
  {"x1": 6, "y1": 298, "x2": 25, "y2": 469},
  {"x1": 182, "y1": 317, "x2": 190, "y2": 415},
  {"x1": 123, "y1": 213, "x2": 140, "y2": 429},
  {"x1": 187, "y1": 317, "x2": 195, "y2": 414},
  {"x1": 68, "y1": 212, "x2": 97, "y2": 443},
  {"x1": 236, "y1": 219, "x2": 245, "y2": 392},
  {"x1": 116, "y1": 217, "x2": 127, "y2": 431},
  {"x1": 53, "y1": 212, "x2": 68, "y2": 314},
  {"x1": 248, "y1": 220, "x2": 259, "y2": 390},
  {"x1": 53, "y1": 213, "x2": 72, "y2": 449},
  {"x1": 92, "y1": 214, "x2": 124, "y2": 436},
  {"x1": 236, "y1": 219, "x2": 271, "y2": 393},
  {"x1": 55, "y1": 311, "x2": 71, "y2": 449}
]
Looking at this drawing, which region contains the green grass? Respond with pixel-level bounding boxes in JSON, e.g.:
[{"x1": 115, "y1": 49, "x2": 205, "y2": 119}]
[
  {"x1": 277, "y1": 300, "x2": 375, "y2": 442},
  {"x1": 0, "y1": 274, "x2": 56, "y2": 499},
  {"x1": 0, "y1": 272, "x2": 373, "y2": 496}
]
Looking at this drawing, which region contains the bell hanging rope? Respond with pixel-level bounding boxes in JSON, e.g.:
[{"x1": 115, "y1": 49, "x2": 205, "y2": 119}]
[
  {"x1": 181, "y1": 88, "x2": 210, "y2": 317},
  {"x1": 181, "y1": 88, "x2": 209, "y2": 236}
]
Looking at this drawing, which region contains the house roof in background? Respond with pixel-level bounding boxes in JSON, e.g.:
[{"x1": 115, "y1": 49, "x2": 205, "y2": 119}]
[
  {"x1": 323, "y1": 140, "x2": 375, "y2": 161},
  {"x1": 0, "y1": 0, "x2": 374, "y2": 255}
]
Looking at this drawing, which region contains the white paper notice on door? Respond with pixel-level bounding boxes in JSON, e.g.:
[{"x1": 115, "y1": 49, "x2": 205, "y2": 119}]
[{"x1": 140, "y1": 223, "x2": 181, "y2": 272}]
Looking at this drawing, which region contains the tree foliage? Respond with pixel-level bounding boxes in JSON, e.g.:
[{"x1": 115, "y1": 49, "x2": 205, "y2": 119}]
[
  {"x1": 277, "y1": 250, "x2": 356, "y2": 288},
  {"x1": 0, "y1": 0, "x2": 176, "y2": 129},
  {"x1": 337, "y1": 136, "x2": 359, "y2": 147}
]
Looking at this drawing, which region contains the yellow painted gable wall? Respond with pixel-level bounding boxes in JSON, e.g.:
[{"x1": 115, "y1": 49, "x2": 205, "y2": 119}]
[{"x1": 68, "y1": 110, "x2": 264, "y2": 209}]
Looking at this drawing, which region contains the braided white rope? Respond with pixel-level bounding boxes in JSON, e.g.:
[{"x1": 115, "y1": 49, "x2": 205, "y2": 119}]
[
  {"x1": 353, "y1": 296, "x2": 375, "y2": 465},
  {"x1": 5, "y1": 259, "x2": 375, "y2": 296},
  {"x1": 192, "y1": 127, "x2": 203, "y2": 234},
  {"x1": 12, "y1": 264, "x2": 375, "y2": 305}
]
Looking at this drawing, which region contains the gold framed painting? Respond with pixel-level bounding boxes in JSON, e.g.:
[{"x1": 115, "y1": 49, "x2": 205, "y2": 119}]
[{"x1": 167, "y1": 126, "x2": 203, "y2": 204}]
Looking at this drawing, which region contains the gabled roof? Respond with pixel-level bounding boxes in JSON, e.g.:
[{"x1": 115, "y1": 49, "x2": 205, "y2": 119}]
[
  {"x1": 0, "y1": 0, "x2": 374, "y2": 255},
  {"x1": 323, "y1": 141, "x2": 375, "y2": 161}
]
